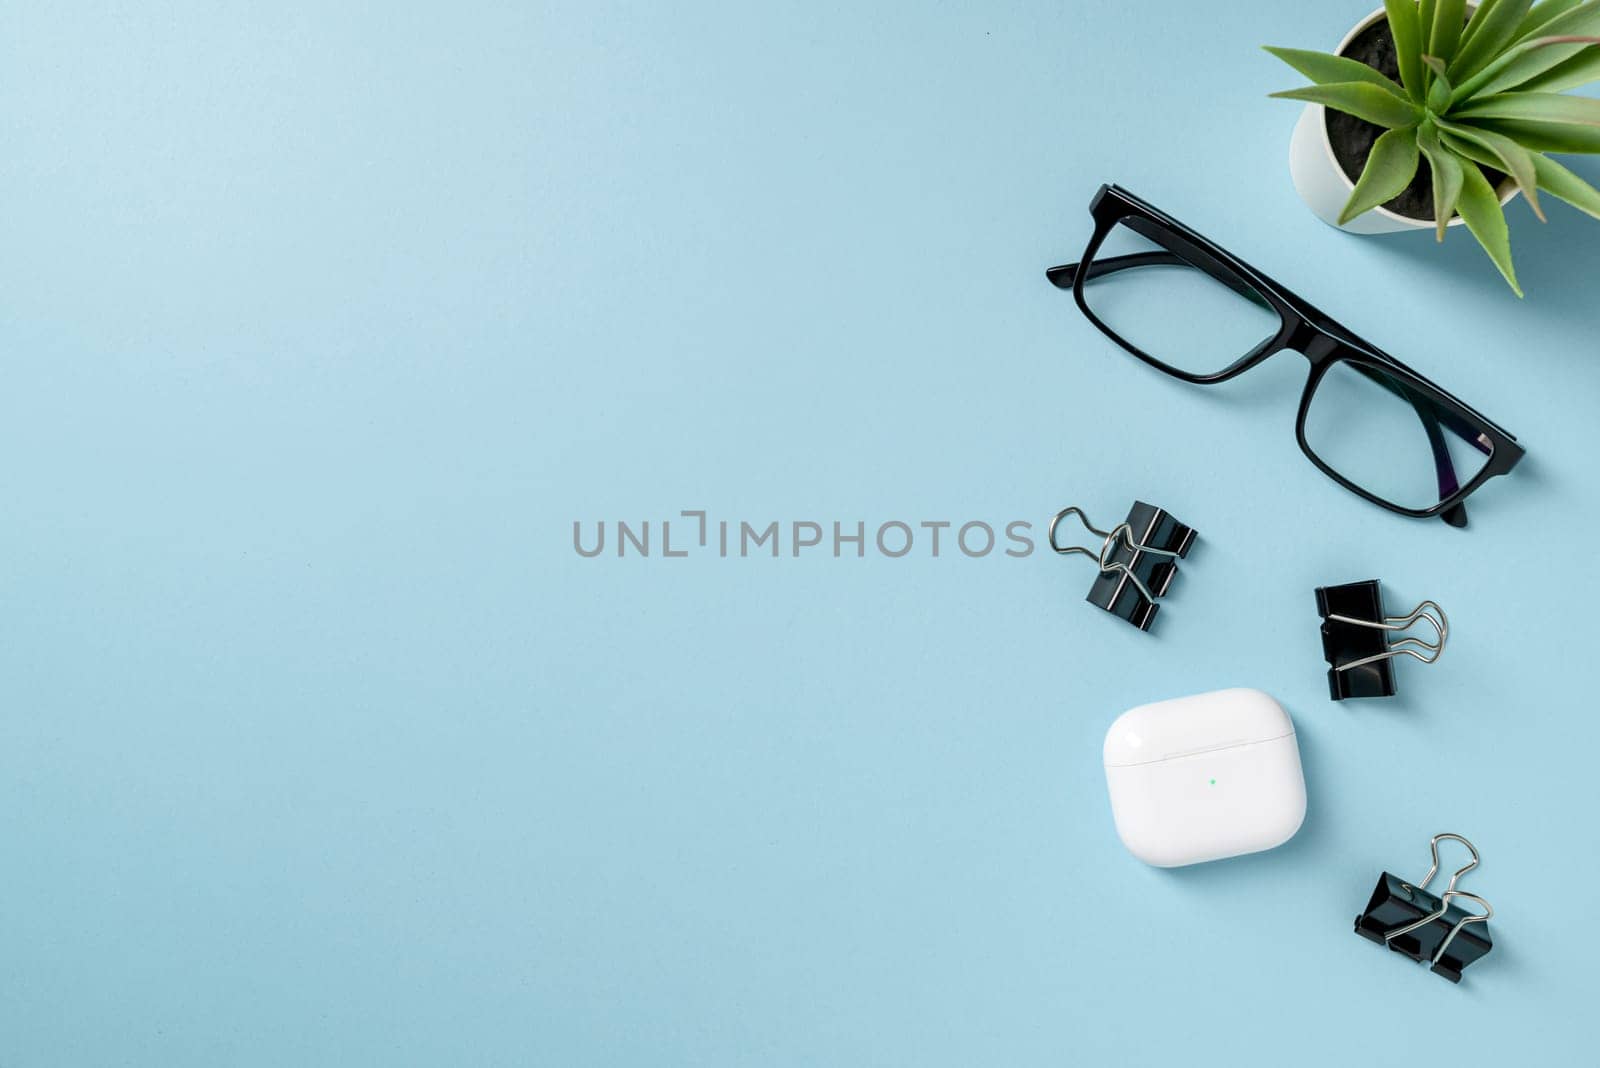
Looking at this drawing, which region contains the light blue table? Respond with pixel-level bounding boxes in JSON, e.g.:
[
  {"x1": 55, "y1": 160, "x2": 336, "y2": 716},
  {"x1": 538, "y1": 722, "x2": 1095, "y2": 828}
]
[{"x1": 4, "y1": 2, "x2": 1598, "y2": 1063}]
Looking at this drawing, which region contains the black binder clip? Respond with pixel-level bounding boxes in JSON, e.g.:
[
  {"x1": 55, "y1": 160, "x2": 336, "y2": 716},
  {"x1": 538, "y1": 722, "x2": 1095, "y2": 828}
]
[
  {"x1": 1048, "y1": 501, "x2": 1197, "y2": 631},
  {"x1": 1314, "y1": 579, "x2": 1447, "y2": 700},
  {"x1": 1354, "y1": 833, "x2": 1494, "y2": 984}
]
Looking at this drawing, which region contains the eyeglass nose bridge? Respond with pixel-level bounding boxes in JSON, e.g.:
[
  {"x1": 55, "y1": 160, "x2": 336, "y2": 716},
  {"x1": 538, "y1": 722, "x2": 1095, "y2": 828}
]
[{"x1": 1291, "y1": 324, "x2": 1343, "y2": 362}]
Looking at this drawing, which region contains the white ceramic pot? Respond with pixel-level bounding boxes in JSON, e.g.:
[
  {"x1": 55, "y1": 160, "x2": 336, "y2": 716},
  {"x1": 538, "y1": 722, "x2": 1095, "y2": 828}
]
[{"x1": 1287, "y1": 6, "x2": 1516, "y2": 234}]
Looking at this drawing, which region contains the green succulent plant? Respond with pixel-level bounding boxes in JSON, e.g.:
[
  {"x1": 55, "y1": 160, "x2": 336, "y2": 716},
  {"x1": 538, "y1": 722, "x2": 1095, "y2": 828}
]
[{"x1": 1267, "y1": 0, "x2": 1600, "y2": 294}]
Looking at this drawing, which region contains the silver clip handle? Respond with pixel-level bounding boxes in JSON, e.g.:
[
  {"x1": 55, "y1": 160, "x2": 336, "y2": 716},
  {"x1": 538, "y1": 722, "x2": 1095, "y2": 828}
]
[
  {"x1": 1431, "y1": 891, "x2": 1493, "y2": 967},
  {"x1": 1327, "y1": 599, "x2": 1448, "y2": 674},
  {"x1": 1383, "y1": 833, "x2": 1482, "y2": 945},
  {"x1": 1048, "y1": 506, "x2": 1180, "y2": 605}
]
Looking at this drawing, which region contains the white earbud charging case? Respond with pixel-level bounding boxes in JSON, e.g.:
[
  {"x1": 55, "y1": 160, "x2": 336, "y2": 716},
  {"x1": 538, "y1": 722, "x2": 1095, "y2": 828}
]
[{"x1": 1103, "y1": 688, "x2": 1306, "y2": 868}]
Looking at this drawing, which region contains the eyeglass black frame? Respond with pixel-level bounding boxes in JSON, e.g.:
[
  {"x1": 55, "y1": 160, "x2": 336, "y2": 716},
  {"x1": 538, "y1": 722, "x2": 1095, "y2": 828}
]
[{"x1": 1046, "y1": 184, "x2": 1525, "y2": 528}]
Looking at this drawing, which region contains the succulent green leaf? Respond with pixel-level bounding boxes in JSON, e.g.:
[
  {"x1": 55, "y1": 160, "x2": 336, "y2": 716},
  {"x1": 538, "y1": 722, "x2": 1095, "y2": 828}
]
[
  {"x1": 1516, "y1": 0, "x2": 1600, "y2": 42},
  {"x1": 1432, "y1": 0, "x2": 1471, "y2": 62},
  {"x1": 1338, "y1": 127, "x2": 1423, "y2": 224},
  {"x1": 1386, "y1": 0, "x2": 1429, "y2": 99},
  {"x1": 1416, "y1": 122, "x2": 1467, "y2": 239},
  {"x1": 1437, "y1": 118, "x2": 1546, "y2": 218},
  {"x1": 1454, "y1": 89, "x2": 1600, "y2": 123},
  {"x1": 1515, "y1": 0, "x2": 1588, "y2": 39},
  {"x1": 1261, "y1": 46, "x2": 1412, "y2": 97},
  {"x1": 1461, "y1": 0, "x2": 1510, "y2": 48},
  {"x1": 1440, "y1": 127, "x2": 1508, "y2": 167},
  {"x1": 1421, "y1": 0, "x2": 1440, "y2": 52},
  {"x1": 1469, "y1": 115, "x2": 1600, "y2": 149},
  {"x1": 1531, "y1": 150, "x2": 1600, "y2": 218},
  {"x1": 1512, "y1": 40, "x2": 1600, "y2": 90},
  {"x1": 1455, "y1": 35, "x2": 1600, "y2": 99},
  {"x1": 1269, "y1": 83, "x2": 1423, "y2": 128},
  {"x1": 1456, "y1": 159, "x2": 1523, "y2": 294},
  {"x1": 1424, "y1": 55, "x2": 1457, "y2": 109},
  {"x1": 1451, "y1": 0, "x2": 1535, "y2": 80}
]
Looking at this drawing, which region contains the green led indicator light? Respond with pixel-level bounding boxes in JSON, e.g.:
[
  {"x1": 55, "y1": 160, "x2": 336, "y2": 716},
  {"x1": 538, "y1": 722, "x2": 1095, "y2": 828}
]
[{"x1": 1209, "y1": 778, "x2": 1216, "y2": 785}]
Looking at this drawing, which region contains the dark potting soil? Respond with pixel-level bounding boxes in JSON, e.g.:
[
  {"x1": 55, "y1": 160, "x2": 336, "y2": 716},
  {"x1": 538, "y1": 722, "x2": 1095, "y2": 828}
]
[{"x1": 1327, "y1": 18, "x2": 1504, "y2": 222}]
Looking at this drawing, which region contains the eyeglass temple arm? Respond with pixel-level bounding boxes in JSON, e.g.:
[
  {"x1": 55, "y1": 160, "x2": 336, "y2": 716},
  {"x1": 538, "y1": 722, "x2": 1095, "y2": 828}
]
[
  {"x1": 1047, "y1": 252, "x2": 1479, "y2": 527},
  {"x1": 1047, "y1": 252, "x2": 1268, "y2": 307},
  {"x1": 1401, "y1": 381, "x2": 1470, "y2": 527}
]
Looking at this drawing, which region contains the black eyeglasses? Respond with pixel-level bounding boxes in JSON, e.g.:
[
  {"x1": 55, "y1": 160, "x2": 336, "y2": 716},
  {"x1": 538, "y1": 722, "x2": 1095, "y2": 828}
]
[{"x1": 1046, "y1": 185, "x2": 1524, "y2": 528}]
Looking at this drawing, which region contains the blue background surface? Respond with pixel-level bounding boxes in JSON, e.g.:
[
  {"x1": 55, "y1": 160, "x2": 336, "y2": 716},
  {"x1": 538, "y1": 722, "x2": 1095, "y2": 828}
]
[{"x1": 4, "y1": 2, "x2": 1599, "y2": 1064}]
